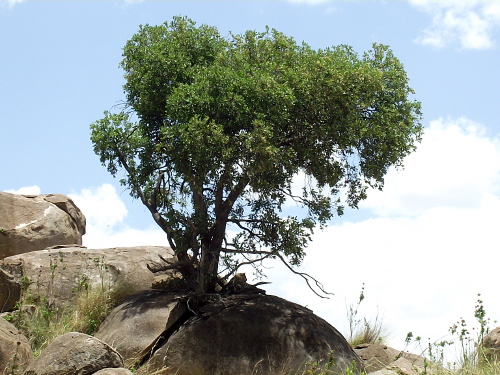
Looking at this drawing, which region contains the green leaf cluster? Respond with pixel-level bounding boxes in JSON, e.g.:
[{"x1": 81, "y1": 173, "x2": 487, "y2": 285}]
[{"x1": 90, "y1": 16, "x2": 422, "y2": 295}]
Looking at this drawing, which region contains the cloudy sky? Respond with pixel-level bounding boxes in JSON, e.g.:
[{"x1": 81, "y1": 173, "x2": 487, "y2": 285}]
[{"x1": 2, "y1": 0, "x2": 500, "y2": 360}]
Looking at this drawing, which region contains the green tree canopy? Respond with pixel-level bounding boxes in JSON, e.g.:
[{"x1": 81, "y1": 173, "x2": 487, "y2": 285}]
[{"x1": 91, "y1": 16, "x2": 422, "y2": 296}]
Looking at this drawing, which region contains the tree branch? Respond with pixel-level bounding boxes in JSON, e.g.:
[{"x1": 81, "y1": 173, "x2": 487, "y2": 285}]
[
  {"x1": 117, "y1": 154, "x2": 177, "y2": 251},
  {"x1": 275, "y1": 253, "x2": 333, "y2": 299},
  {"x1": 147, "y1": 255, "x2": 195, "y2": 273}
]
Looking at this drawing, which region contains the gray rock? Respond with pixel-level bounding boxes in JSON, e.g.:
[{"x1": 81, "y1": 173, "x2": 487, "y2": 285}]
[
  {"x1": 139, "y1": 294, "x2": 363, "y2": 375},
  {"x1": 23, "y1": 332, "x2": 123, "y2": 375},
  {"x1": 0, "y1": 192, "x2": 86, "y2": 259},
  {"x1": 92, "y1": 369, "x2": 134, "y2": 375},
  {"x1": 368, "y1": 370, "x2": 399, "y2": 375},
  {"x1": 482, "y1": 326, "x2": 500, "y2": 362},
  {"x1": 0, "y1": 268, "x2": 20, "y2": 313},
  {"x1": 385, "y1": 356, "x2": 426, "y2": 375},
  {"x1": 355, "y1": 343, "x2": 404, "y2": 373},
  {"x1": 0, "y1": 317, "x2": 33, "y2": 373},
  {"x1": 355, "y1": 343, "x2": 439, "y2": 375},
  {"x1": 95, "y1": 290, "x2": 187, "y2": 367},
  {"x1": 0, "y1": 246, "x2": 176, "y2": 312}
]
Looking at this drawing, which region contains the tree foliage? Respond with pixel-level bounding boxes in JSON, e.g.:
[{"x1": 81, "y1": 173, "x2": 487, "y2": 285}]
[{"x1": 91, "y1": 16, "x2": 422, "y2": 296}]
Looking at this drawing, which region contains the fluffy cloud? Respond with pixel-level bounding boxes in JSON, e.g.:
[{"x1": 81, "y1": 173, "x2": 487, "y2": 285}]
[
  {"x1": 360, "y1": 117, "x2": 500, "y2": 216},
  {"x1": 262, "y1": 117, "x2": 500, "y2": 351},
  {"x1": 410, "y1": 0, "x2": 500, "y2": 49},
  {"x1": 68, "y1": 184, "x2": 168, "y2": 249},
  {"x1": 4, "y1": 185, "x2": 41, "y2": 195}
]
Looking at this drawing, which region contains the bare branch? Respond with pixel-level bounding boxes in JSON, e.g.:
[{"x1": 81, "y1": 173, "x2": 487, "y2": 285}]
[{"x1": 275, "y1": 253, "x2": 333, "y2": 299}]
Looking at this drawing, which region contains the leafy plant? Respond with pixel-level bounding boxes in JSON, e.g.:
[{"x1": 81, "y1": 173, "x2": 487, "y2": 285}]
[
  {"x1": 6, "y1": 262, "x2": 130, "y2": 357},
  {"x1": 91, "y1": 16, "x2": 422, "y2": 297},
  {"x1": 346, "y1": 283, "x2": 388, "y2": 347},
  {"x1": 402, "y1": 294, "x2": 498, "y2": 375}
]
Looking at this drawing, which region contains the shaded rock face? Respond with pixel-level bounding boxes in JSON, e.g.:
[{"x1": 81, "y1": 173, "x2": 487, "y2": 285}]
[
  {"x1": 95, "y1": 290, "x2": 187, "y2": 367},
  {"x1": 0, "y1": 317, "x2": 33, "y2": 373},
  {"x1": 0, "y1": 192, "x2": 86, "y2": 259},
  {"x1": 98, "y1": 292, "x2": 363, "y2": 375},
  {"x1": 0, "y1": 246, "x2": 176, "y2": 312},
  {"x1": 23, "y1": 332, "x2": 123, "y2": 375}
]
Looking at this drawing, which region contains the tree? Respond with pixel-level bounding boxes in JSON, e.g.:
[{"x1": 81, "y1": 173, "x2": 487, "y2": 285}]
[{"x1": 90, "y1": 16, "x2": 422, "y2": 297}]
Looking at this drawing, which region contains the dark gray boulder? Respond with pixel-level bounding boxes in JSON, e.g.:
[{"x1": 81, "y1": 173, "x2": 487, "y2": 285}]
[
  {"x1": 123, "y1": 293, "x2": 364, "y2": 375},
  {"x1": 95, "y1": 290, "x2": 187, "y2": 367}
]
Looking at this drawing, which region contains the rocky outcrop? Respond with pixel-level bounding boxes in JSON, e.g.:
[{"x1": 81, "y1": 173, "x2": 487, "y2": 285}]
[
  {"x1": 0, "y1": 246, "x2": 176, "y2": 312},
  {"x1": 0, "y1": 318, "x2": 33, "y2": 373},
  {"x1": 96, "y1": 291, "x2": 363, "y2": 375},
  {"x1": 95, "y1": 290, "x2": 187, "y2": 367},
  {"x1": 482, "y1": 326, "x2": 500, "y2": 362},
  {"x1": 0, "y1": 192, "x2": 86, "y2": 259},
  {"x1": 23, "y1": 332, "x2": 123, "y2": 375},
  {"x1": 355, "y1": 343, "x2": 439, "y2": 375}
]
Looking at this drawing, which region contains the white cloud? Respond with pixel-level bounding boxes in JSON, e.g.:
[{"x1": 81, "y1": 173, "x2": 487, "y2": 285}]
[
  {"x1": 3, "y1": 185, "x2": 41, "y2": 195},
  {"x1": 360, "y1": 117, "x2": 500, "y2": 216},
  {"x1": 258, "y1": 117, "x2": 500, "y2": 356},
  {"x1": 69, "y1": 184, "x2": 128, "y2": 228},
  {"x1": 410, "y1": 0, "x2": 500, "y2": 49},
  {"x1": 68, "y1": 184, "x2": 168, "y2": 249}
]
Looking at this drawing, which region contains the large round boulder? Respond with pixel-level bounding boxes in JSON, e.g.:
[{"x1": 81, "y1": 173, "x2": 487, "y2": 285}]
[
  {"x1": 0, "y1": 192, "x2": 86, "y2": 259},
  {"x1": 99, "y1": 292, "x2": 362, "y2": 375},
  {"x1": 23, "y1": 332, "x2": 123, "y2": 375},
  {"x1": 0, "y1": 245, "x2": 176, "y2": 312}
]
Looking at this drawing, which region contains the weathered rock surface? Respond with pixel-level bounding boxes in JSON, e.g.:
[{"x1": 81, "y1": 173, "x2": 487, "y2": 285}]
[
  {"x1": 368, "y1": 370, "x2": 399, "y2": 375},
  {"x1": 0, "y1": 267, "x2": 20, "y2": 312},
  {"x1": 355, "y1": 343, "x2": 436, "y2": 375},
  {"x1": 355, "y1": 343, "x2": 404, "y2": 373},
  {"x1": 95, "y1": 290, "x2": 187, "y2": 367},
  {"x1": 23, "y1": 332, "x2": 123, "y2": 375},
  {"x1": 0, "y1": 246, "x2": 176, "y2": 312},
  {"x1": 92, "y1": 369, "x2": 134, "y2": 375},
  {"x1": 134, "y1": 294, "x2": 363, "y2": 375},
  {"x1": 0, "y1": 317, "x2": 33, "y2": 373},
  {"x1": 0, "y1": 192, "x2": 86, "y2": 259},
  {"x1": 482, "y1": 326, "x2": 500, "y2": 362}
]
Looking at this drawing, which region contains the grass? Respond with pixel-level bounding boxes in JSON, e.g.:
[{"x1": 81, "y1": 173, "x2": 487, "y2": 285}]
[
  {"x1": 4, "y1": 256, "x2": 133, "y2": 360},
  {"x1": 346, "y1": 283, "x2": 389, "y2": 347},
  {"x1": 5, "y1": 282, "x2": 130, "y2": 357}
]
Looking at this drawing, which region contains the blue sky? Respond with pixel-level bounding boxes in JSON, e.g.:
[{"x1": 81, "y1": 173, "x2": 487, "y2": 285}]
[{"x1": 2, "y1": 0, "x2": 500, "y2": 360}]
